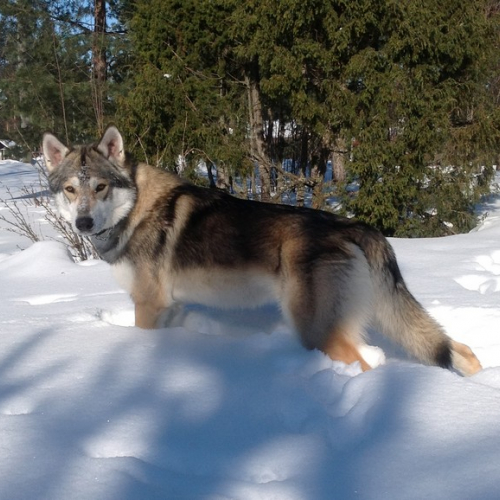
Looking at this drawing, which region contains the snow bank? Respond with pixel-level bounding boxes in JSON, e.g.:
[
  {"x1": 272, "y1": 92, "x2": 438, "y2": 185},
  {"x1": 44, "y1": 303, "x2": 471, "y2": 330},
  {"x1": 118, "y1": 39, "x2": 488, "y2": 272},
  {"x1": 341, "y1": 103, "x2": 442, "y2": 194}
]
[{"x1": 1, "y1": 160, "x2": 500, "y2": 499}]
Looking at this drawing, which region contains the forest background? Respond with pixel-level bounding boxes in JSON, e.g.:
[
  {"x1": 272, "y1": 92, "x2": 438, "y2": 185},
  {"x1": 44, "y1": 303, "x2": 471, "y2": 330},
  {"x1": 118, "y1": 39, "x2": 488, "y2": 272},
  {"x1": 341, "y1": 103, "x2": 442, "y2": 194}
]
[{"x1": 2, "y1": 0, "x2": 500, "y2": 237}]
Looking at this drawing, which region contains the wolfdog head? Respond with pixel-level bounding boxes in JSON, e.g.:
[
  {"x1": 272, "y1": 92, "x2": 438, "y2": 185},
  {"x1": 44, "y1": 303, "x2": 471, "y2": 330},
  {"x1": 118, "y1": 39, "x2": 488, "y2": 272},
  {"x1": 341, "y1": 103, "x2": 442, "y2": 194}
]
[{"x1": 42, "y1": 127, "x2": 136, "y2": 236}]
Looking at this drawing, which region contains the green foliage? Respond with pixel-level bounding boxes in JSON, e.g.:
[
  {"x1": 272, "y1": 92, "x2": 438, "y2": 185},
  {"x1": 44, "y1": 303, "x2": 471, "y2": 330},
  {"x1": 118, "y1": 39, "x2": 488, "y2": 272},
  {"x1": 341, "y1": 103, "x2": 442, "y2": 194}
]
[
  {"x1": 231, "y1": 0, "x2": 339, "y2": 160},
  {"x1": 0, "y1": 0, "x2": 128, "y2": 151},
  {"x1": 118, "y1": 0, "x2": 250, "y2": 177},
  {"x1": 2, "y1": 0, "x2": 500, "y2": 237},
  {"x1": 337, "y1": 0, "x2": 500, "y2": 236}
]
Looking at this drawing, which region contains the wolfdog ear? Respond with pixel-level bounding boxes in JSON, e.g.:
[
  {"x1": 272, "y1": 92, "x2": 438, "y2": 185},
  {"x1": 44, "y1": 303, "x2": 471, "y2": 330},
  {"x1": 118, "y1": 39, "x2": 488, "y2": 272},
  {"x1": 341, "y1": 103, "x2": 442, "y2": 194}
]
[
  {"x1": 97, "y1": 126, "x2": 125, "y2": 165},
  {"x1": 42, "y1": 133, "x2": 69, "y2": 172}
]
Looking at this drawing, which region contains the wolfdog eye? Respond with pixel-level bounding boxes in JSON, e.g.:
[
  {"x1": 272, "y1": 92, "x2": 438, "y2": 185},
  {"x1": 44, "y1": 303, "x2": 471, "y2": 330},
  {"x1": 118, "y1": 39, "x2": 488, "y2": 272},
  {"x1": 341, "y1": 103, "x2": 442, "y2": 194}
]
[
  {"x1": 65, "y1": 186, "x2": 75, "y2": 194},
  {"x1": 95, "y1": 184, "x2": 107, "y2": 193}
]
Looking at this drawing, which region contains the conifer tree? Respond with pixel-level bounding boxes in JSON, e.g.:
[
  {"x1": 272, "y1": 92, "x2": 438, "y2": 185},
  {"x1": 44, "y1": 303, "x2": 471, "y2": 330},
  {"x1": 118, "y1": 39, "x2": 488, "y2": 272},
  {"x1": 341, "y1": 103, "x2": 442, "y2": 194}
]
[
  {"x1": 230, "y1": 0, "x2": 347, "y2": 206},
  {"x1": 120, "y1": 0, "x2": 500, "y2": 235},
  {"x1": 119, "y1": 0, "x2": 250, "y2": 184},
  {"x1": 336, "y1": 0, "x2": 500, "y2": 236},
  {"x1": 0, "y1": 0, "x2": 128, "y2": 152}
]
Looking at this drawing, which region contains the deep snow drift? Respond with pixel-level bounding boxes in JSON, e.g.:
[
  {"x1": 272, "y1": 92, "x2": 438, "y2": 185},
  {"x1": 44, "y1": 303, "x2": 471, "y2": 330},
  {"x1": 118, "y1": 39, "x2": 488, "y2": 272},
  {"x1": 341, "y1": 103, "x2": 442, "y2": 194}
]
[{"x1": 1, "y1": 160, "x2": 500, "y2": 500}]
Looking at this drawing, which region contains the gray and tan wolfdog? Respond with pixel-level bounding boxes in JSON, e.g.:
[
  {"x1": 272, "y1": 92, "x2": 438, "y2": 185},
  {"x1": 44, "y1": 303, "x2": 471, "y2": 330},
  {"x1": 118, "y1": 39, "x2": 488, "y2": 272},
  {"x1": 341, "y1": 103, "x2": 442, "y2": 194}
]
[{"x1": 42, "y1": 126, "x2": 482, "y2": 375}]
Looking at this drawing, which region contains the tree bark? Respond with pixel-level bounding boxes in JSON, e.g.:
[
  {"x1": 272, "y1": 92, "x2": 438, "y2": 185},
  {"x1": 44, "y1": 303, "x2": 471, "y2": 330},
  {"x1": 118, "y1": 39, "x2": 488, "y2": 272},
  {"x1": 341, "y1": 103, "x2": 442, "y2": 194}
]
[
  {"x1": 310, "y1": 147, "x2": 328, "y2": 209},
  {"x1": 332, "y1": 135, "x2": 347, "y2": 184},
  {"x1": 92, "y1": 0, "x2": 107, "y2": 134},
  {"x1": 245, "y1": 68, "x2": 273, "y2": 202}
]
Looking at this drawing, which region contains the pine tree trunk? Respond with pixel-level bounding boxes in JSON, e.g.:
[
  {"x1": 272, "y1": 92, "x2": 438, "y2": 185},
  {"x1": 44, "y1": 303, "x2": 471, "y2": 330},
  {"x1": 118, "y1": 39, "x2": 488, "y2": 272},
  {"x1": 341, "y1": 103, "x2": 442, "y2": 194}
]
[
  {"x1": 216, "y1": 165, "x2": 232, "y2": 191},
  {"x1": 332, "y1": 135, "x2": 347, "y2": 184},
  {"x1": 311, "y1": 160, "x2": 325, "y2": 210},
  {"x1": 92, "y1": 0, "x2": 107, "y2": 135},
  {"x1": 245, "y1": 68, "x2": 273, "y2": 202},
  {"x1": 15, "y1": 18, "x2": 29, "y2": 129},
  {"x1": 296, "y1": 172, "x2": 305, "y2": 207},
  {"x1": 206, "y1": 162, "x2": 216, "y2": 188}
]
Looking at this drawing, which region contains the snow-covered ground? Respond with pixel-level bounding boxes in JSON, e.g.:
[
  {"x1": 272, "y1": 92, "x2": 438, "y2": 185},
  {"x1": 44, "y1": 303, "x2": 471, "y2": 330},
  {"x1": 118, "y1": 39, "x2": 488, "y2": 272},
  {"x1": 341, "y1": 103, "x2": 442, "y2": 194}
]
[{"x1": 1, "y1": 159, "x2": 500, "y2": 500}]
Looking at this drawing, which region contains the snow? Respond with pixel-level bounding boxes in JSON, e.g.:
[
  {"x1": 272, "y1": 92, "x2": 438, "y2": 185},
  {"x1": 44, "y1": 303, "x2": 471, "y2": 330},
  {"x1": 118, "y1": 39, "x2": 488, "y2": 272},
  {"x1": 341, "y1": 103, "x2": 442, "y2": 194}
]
[{"x1": 1, "y1": 159, "x2": 500, "y2": 499}]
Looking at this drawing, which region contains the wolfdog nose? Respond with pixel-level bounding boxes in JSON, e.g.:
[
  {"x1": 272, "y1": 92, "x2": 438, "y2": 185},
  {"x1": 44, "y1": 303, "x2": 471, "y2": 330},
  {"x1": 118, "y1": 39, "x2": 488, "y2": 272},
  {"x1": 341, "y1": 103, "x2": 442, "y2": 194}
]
[{"x1": 75, "y1": 216, "x2": 94, "y2": 233}]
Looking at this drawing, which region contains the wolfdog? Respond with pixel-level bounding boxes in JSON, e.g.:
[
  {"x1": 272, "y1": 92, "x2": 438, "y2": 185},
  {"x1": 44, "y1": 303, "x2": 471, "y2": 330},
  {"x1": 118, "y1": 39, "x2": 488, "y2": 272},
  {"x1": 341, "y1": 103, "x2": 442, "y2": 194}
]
[{"x1": 42, "y1": 126, "x2": 482, "y2": 375}]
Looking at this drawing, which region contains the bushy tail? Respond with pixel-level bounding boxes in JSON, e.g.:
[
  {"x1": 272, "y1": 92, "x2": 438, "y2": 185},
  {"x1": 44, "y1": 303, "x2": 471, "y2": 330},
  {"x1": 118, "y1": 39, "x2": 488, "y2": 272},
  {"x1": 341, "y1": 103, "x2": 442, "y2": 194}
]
[
  {"x1": 371, "y1": 250, "x2": 453, "y2": 369},
  {"x1": 352, "y1": 225, "x2": 481, "y2": 375}
]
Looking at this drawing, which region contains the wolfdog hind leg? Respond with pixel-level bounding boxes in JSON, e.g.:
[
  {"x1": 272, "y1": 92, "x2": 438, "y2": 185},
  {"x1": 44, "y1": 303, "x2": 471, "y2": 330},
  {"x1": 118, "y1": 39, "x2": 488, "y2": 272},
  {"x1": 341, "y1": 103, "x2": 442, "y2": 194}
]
[
  {"x1": 281, "y1": 288, "x2": 372, "y2": 371},
  {"x1": 322, "y1": 329, "x2": 372, "y2": 371},
  {"x1": 282, "y1": 255, "x2": 373, "y2": 371}
]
